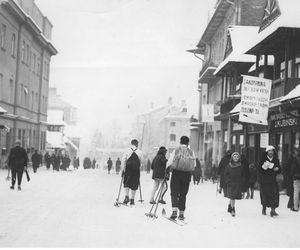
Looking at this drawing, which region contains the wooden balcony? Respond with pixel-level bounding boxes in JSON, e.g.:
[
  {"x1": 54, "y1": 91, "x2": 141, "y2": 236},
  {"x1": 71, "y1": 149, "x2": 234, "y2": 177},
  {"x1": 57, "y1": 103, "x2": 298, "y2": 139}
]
[{"x1": 271, "y1": 78, "x2": 300, "y2": 100}]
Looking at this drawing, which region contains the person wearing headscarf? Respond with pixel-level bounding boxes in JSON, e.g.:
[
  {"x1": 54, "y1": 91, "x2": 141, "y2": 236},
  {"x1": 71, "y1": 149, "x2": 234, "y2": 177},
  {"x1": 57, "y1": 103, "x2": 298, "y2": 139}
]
[
  {"x1": 224, "y1": 152, "x2": 245, "y2": 217},
  {"x1": 258, "y1": 145, "x2": 281, "y2": 217}
]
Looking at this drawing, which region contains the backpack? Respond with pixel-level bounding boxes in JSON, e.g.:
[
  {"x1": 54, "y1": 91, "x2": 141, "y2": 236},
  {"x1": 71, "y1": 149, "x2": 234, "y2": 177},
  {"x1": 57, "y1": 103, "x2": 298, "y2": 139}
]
[
  {"x1": 171, "y1": 147, "x2": 195, "y2": 172},
  {"x1": 126, "y1": 149, "x2": 140, "y2": 171}
]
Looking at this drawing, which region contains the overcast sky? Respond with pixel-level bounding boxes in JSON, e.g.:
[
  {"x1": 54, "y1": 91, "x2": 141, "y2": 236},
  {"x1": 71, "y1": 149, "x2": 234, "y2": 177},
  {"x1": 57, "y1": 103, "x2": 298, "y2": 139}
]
[{"x1": 35, "y1": 0, "x2": 214, "y2": 140}]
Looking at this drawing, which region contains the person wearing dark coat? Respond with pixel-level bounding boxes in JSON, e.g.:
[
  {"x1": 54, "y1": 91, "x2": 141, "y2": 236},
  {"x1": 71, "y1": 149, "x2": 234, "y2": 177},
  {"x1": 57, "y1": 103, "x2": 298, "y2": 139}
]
[
  {"x1": 149, "y1": 147, "x2": 168, "y2": 204},
  {"x1": 54, "y1": 154, "x2": 61, "y2": 171},
  {"x1": 286, "y1": 147, "x2": 298, "y2": 210},
  {"x1": 224, "y1": 152, "x2": 245, "y2": 217},
  {"x1": 31, "y1": 150, "x2": 41, "y2": 173},
  {"x1": 115, "y1": 158, "x2": 121, "y2": 174},
  {"x1": 8, "y1": 140, "x2": 28, "y2": 190},
  {"x1": 44, "y1": 152, "x2": 51, "y2": 170},
  {"x1": 241, "y1": 154, "x2": 250, "y2": 197},
  {"x1": 291, "y1": 147, "x2": 300, "y2": 212},
  {"x1": 258, "y1": 145, "x2": 281, "y2": 217},
  {"x1": 92, "y1": 158, "x2": 96, "y2": 169},
  {"x1": 246, "y1": 163, "x2": 257, "y2": 199},
  {"x1": 217, "y1": 150, "x2": 232, "y2": 195},
  {"x1": 107, "y1": 157, "x2": 112, "y2": 174},
  {"x1": 193, "y1": 158, "x2": 202, "y2": 185}
]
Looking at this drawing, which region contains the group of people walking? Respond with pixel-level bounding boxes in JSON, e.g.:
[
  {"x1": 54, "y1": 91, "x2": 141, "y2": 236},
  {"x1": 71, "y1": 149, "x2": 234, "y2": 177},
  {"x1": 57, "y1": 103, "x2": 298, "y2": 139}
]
[{"x1": 44, "y1": 152, "x2": 72, "y2": 171}]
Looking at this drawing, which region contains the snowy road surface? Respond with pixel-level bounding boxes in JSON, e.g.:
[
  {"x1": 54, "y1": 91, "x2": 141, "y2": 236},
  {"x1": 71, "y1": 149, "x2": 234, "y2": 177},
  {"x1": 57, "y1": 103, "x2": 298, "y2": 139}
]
[{"x1": 0, "y1": 167, "x2": 299, "y2": 247}]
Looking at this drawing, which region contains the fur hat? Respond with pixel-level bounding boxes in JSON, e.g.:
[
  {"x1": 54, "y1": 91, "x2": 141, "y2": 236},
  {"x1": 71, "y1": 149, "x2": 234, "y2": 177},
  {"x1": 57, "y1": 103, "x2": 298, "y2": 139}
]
[{"x1": 265, "y1": 145, "x2": 275, "y2": 152}]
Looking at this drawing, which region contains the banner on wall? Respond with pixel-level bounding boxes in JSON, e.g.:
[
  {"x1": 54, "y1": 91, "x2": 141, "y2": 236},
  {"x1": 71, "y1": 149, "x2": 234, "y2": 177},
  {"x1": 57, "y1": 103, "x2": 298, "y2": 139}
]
[
  {"x1": 239, "y1": 75, "x2": 272, "y2": 125},
  {"x1": 202, "y1": 104, "x2": 214, "y2": 123}
]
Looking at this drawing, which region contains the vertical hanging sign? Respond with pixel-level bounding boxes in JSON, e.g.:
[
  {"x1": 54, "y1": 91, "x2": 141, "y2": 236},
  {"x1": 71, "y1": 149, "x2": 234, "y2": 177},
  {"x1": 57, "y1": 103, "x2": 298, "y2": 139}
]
[{"x1": 239, "y1": 75, "x2": 272, "y2": 125}]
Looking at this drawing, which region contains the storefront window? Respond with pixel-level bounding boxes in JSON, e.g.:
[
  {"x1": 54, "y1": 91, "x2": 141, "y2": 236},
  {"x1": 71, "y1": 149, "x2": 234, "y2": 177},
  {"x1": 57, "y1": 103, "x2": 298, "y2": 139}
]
[{"x1": 276, "y1": 133, "x2": 283, "y2": 163}]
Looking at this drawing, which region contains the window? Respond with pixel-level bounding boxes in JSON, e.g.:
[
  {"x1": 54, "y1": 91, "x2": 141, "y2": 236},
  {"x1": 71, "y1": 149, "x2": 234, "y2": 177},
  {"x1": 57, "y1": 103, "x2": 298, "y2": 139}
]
[
  {"x1": 18, "y1": 129, "x2": 22, "y2": 140},
  {"x1": 21, "y1": 41, "x2": 25, "y2": 62},
  {"x1": 9, "y1": 79, "x2": 14, "y2": 103},
  {"x1": 11, "y1": 34, "x2": 16, "y2": 57},
  {"x1": 0, "y1": 74, "x2": 3, "y2": 100},
  {"x1": 1, "y1": 24, "x2": 6, "y2": 49},
  {"x1": 170, "y1": 122, "x2": 176, "y2": 127},
  {"x1": 170, "y1": 134, "x2": 176, "y2": 142},
  {"x1": 33, "y1": 54, "x2": 36, "y2": 73},
  {"x1": 26, "y1": 44, "x2": 30, "y2": 65},
  {"x1": 24, "y1": 86, "x2": 28, "y2": 107},
  {"x1": 37, "y1": 57, "x2": 40, "y2": 76},
  {"x1": 20, "y1": 84, "x2": 23, "y2": 105},
  {"x1": 31, "y1": 91, "x2": 34, "y2": 110}
]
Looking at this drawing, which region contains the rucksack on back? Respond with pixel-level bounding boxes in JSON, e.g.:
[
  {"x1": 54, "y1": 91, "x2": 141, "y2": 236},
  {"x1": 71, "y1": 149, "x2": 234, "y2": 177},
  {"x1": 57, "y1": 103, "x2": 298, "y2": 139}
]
[
  {"x1": 171, "y1": 147, "x2": 195, "y2": 172},
  {"x1": 126, "y1": 150, "x2": 140, "y2": 171}
]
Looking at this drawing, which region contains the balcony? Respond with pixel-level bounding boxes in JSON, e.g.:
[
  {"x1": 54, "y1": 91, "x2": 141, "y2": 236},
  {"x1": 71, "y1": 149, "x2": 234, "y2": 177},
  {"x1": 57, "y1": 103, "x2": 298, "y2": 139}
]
[{"x1": 271, "y1": 78, "x2": 300, "y2": 100}]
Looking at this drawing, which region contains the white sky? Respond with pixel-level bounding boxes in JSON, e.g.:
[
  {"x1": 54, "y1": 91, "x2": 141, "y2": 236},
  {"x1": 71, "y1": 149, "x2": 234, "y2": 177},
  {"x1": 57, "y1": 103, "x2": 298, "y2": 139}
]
[{"x1": 35, "y1": 0, "x2": 215, "y2": 139}]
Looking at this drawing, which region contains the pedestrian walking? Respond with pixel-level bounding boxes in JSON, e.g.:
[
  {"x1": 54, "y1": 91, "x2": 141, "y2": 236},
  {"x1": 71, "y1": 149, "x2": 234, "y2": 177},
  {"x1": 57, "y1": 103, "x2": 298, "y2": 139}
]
[
  {"x1": 246, "y1": 163, "x2": 257, "y2": 199},
  {"x1": 31, "y1": 150, "x2": 41, "y2": 173},
  {"x1": 121, "y1": 139, "x2": 143, "y2": 205},
  {"x1": 107, "y1": 157, "x2": 112, "y2": 174},
  {"x1": 7, "y1": 140, "x2": 28, "y2": 190},
  {"x1": 192, "y1": 158, "x2": 202, "y2": 185},
  {"x1": 217, "y1": 150, "x2": 232, "y2": 195},
  {"x1": 291, "y1": 147, "x2": 300, "y2": 212},
  {"x1": 224, "y1": 152, "x2": 245, "y2": 217},
  {"x1": 258, "y1": 145, "x2": 281, "y2": 217},
  {"x1": 92, "y1": 158, "x2": 96, "y2": 169},
  {"x1": 73, "y1": 156, "x2": 79, "y2": 170},
  {"x1": 115, "y1": 158, "x2": 121, "y2": 174},
  {"x1": 286, "y1": 147, "x2": 298, "y2": 210},
  {"x1": 149, "y1": 146, "x2": 168, "y2": 204},
  {"x1": 44, "y1": 152, "x2": 51, "y2": 170},
  {"x1": 241, "y1": 154, "x2": 250, "y2": 198},
  {"x1": 167, "y1": 136, "x2": 196, "y2": 220}
]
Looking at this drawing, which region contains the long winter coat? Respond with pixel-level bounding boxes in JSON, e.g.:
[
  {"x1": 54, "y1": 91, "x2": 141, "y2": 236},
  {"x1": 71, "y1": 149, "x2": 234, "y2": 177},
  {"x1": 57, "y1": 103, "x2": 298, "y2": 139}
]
[
  {"x1": 224, "y1": 162, "x2": 245, "y2": 200},
  {"x1": 258, "y1": 152, "x2": 281, "y2": 208},
  {"x1": 151, "y1": 152, "x2": 167, "y2": 180},
  {"x1": 285, "y1": 154, "x2": 296, "y2": 198},
  {"x1": 193, "y1": 159, "x2": 202, "y2": 182},
  {"x1": 218, "y1": 154, "x2": 231, "y2": 190},
  {"x1": 8, "y1": 146, "x2": 28, "y2": 170},
  {"x1": 291, "y1": 156, "x2": 300, "y2": 179},
  {"x1": 248, "y1": 166, "x2": 257, "y2": 188}
]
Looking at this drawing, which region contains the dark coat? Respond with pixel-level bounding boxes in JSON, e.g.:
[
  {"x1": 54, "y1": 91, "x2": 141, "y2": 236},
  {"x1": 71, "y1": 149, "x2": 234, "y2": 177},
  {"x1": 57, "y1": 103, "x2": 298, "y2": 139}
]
[
  {"x1": 193, "y1": 159, "x2": 202, "y2": 182},
  {"x1": 8, "y1": 146, "x2": 28, "y2": 170},
  {"x1": 224, "y1": 162, "x2": 245, "y2": 200},
  {"x1": 107, "y1": 159, "x2": 112, "y2": 170},
  {"x1": 285, "y1": 154, "x2": 296, "y2": 197},
  {"x1": 218, "y1": 154, "x2": 231, "y2": 189},
  {"x1": 32, "y1": 153, "x2": 41, "y2": 167},
  {"x1": 151, "y1": 153, "x2": 167, "y2": 180},
  {"x1": 258, "y1": 152, "x2": 281, "y2": 208},
  {"x1": 241, "y1": 155, "x2": 250, "y2": 192},
  {"x1": 116, "y1": 159, "x2": 121, "y2": 172},
  {"x1": 291, "y1": 156, "x2": 300, "y2": 179},
  {"x1": 248, "y1": 166, "x2": 257, "y2": 187}
]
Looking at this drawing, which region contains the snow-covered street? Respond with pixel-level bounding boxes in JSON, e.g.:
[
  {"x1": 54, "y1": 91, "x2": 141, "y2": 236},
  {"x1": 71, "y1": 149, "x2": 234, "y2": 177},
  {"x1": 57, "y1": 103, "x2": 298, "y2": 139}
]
[{"x1": 0, "y1": 167, "x2": 299, "y2": 248}]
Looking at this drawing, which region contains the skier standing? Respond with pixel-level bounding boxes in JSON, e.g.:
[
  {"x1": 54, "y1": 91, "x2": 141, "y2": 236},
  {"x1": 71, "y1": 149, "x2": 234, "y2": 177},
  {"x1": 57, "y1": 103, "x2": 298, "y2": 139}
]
[
  {"x1": 7, "y1": 140, "x2": 28, "y2": 190},
  {"x1": 167, "y1": 136, "x2": 196, "y2": 220},
  {"x1": 149, "y1": 146, "x2": 168, "y2": 204},
  {"x1": 121, "y1": 139, "x2": 143, "y2": 205},
  {"x1": 258, "y1": 145, "x2": 281, "y2": 217},
  {"x1": 224, "y1": 152, "x2": 245, "y2": 217}
]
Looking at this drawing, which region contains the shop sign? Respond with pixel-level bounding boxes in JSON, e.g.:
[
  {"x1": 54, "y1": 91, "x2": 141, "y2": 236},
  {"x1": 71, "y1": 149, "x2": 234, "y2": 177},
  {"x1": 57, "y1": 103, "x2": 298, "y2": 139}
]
[
  {"x1": 202, "y1": 104, "x2": 214, "y2": 123},
  {"x1": 270, "y1": 110, "x2": 300, "y2": 130},
  {"x1": 239, "y1": 75, "x2": 272, "y2": 125},
  {"x1": 260, "y1": 133, "x2": 269, "y2": 148},
  {"x1": 233, "y1": 122, "x2": 243, "y2": 131}
]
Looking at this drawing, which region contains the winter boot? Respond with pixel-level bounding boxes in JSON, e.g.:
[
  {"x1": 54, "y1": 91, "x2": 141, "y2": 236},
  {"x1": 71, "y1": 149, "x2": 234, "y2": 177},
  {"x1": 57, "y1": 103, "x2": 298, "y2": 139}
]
[
  {"x1": 130, "y1": 199, "x2": 135, "y2": 206},
  {"x1": 123, "y1": 196, "x2": 129, "y2": 204},
  {"x1": 231, "y1": 207, "x2": 236, "y2": 217},
  {"x1": 170, "y1": 210, "x2": 177, "y2": 220},
  {"x1": 262, "y1": 206, "x2": 266, "y2": 215},
  {"x1": 227, "y1": 204, "x2": 232, "y2": 213},
  {"x1": 158, "y1": 200, "x2": 166, "y2": 204},
  {"x1": 178, "y1": 211, "x2": 185, "y2": 220},
  {"x1": 270, "y1": 208, "x2": 278, "y2": 217}
]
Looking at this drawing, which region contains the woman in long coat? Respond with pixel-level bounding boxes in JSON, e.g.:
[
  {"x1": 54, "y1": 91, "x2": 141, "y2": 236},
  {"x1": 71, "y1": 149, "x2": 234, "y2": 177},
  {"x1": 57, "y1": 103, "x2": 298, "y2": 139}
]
[
  {"x1": 224, "y1": 152, "x2": 245, "y2": 217},
  {"x1": 258, "y1": 145, "x2": 281, "y2": 217},
  {"x1": 193, "y1": 158, "x2": 202, "y2": 185}
]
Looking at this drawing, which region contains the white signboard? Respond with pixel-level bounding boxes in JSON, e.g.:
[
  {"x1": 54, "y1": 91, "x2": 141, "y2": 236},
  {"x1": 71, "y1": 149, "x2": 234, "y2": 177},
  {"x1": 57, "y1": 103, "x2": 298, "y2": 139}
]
[
  {"x1": 239, "y1": 75, "x2": 272, "y2": 125},
  {"x1": 202, "y1": 104, "x2": 214, "y2": 123},
  {"x1": 260, "y1": 133, "x2": 269, "y2": 148}
]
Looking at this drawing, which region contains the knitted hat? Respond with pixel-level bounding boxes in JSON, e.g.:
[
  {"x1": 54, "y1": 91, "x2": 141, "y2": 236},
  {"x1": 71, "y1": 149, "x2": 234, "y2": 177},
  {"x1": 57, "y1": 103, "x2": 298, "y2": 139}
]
[
  {"x1": 265, "y1": 145, "x2": 275, "y2": 152},
  {"x1": 231, "y1": 152, "x2": 240, "y2": 159}
]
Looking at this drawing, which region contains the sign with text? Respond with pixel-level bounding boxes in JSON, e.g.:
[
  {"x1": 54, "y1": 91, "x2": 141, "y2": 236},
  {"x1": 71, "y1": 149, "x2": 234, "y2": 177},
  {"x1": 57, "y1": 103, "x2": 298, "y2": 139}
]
[
  {"x1": 239, "y1": 75, "x2": 272, "y2": 125},
  {"x1": 202, "y1": 104, "x2": 214, "y2": 123}
]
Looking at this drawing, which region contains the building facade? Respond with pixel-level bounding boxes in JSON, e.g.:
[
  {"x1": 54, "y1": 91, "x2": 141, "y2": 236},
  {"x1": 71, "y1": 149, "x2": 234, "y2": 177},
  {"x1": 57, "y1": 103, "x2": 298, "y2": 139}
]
[{"x1": 0, "y1": 0, "x2": 57, "y2": 167}]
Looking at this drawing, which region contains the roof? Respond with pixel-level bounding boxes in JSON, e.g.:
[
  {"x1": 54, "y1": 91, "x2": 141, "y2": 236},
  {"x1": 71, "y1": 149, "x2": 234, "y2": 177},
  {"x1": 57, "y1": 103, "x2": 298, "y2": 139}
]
[
  {"x1": 280, "y1": 84, "x2": 300, "y2": 102},
  {"x1": 214, "y1": 26, "x2": 259, "y2": 75},
  {"x1": 246, "y1": 0, "x2": 300, "y2": 54},
  {"x1": 47, "y1": 110, "x2": 66, "y2": 126},
  {"x1": 230, "y1": 102, "x2": 241, "y2": 114},
  {"x1": 197, "y1": 0, "x2": 232, "y2": 53},
  {"x1": 199, "y1": 67, "x2": 217, "y2": 83}
]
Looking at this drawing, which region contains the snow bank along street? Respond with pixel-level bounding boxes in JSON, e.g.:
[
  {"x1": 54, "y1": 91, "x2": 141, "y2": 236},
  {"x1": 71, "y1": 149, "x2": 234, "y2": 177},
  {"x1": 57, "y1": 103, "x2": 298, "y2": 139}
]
[{"x1": 0, "y1": 167, "x2": 299, "y2": 248}]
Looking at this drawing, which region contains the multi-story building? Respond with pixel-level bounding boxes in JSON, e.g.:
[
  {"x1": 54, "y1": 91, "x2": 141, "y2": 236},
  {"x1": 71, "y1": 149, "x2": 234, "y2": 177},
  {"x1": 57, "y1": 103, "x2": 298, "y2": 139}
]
[
  {"x1": 0, "y1": 0, "x2": 57, "y2": 167},
  {"x1": 132, "y1": 98, "x2": 191, "y2": 160},
  {"x1": 190, "y1": 0, "x2": 265, "y2": 167}
]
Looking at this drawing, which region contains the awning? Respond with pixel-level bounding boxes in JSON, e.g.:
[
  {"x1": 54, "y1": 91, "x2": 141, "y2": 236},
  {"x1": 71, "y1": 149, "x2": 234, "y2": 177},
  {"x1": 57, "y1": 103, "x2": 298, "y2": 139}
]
[
  {"x1": 280, "y1": 84, "x2": 300, "y2": 103},
  {"x1": 0, "y1": 106, "x2": 7, "y2": 115},
  {"x1": 230, "y1": 102, "x2": 241, "y2": 114},
  {"x1": 64, "y1": 136, "x2": 79, "y2": 152},
  {"x1": 199, "y1": 67, "x2": 217, "y2": 83}
]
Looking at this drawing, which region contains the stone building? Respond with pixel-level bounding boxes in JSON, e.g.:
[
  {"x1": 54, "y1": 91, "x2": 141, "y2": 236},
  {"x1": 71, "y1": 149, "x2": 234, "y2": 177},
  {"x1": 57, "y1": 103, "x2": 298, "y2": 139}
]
[{"x1": 0, "y1": 0, "x2": 57, "y2": 167}]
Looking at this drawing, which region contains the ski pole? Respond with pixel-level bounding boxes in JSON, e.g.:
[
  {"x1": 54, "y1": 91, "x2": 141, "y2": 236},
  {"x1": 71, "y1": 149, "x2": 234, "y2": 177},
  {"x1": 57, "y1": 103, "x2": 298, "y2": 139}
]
[
  {"x1": 153, "y1": 179, "x2": 167, "y2": 216},
  {"x1": 114, "y1": 174, "x2": 124, "y2": 206},
  {"x1": 148, "y1": 179, "x2": 166, "y2": 214}
]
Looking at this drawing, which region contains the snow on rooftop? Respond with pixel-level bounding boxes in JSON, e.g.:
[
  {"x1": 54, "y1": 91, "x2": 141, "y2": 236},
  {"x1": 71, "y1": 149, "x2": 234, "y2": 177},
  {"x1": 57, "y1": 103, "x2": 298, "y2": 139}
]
[{"x1": 280, "y1": 84, "x2": 300, "y2": 102}]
